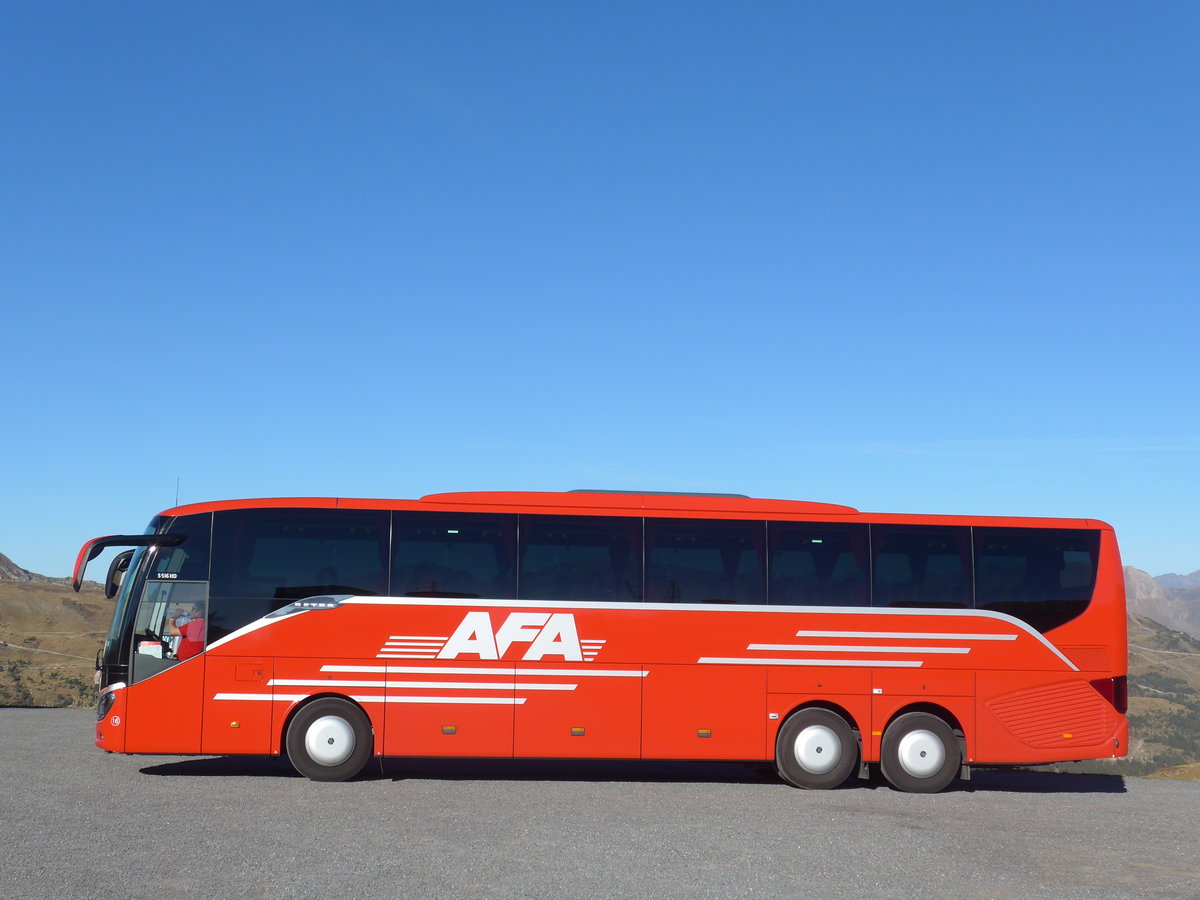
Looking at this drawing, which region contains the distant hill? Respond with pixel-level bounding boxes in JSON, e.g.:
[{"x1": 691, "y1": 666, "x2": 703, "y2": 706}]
[
  {"x1": 0, "y1": 551, "x2": 71, "y2": 586},
  {"x1": 1123, "y1": 614, "x2": 1200, "y2": 775},
  {"x1": 0, "y1": 552, "x2": 110, "y2": 708},
  {"x1": 1125, "y1": 567, "x2": 1200, "y2": 640},
  {"x1": 1156, "y1": 570, "x2": 1200, "y2": 590}
]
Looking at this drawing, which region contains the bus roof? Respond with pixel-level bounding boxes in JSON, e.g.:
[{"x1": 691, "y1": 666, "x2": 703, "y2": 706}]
[{"x1": 155, "y1": 491, "x2": 1110, "y2": 530}]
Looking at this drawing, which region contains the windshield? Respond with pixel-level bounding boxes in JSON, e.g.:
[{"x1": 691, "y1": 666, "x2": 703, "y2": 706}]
[
  {"x1": 102, "y1": 545, "x2": 148, "y2": 666},
  {"x1": 97, "y1": 513, "x2": 212, "y2": 685},
  {"x1": 128, "y1": 519, "x2": 213, "y2": 682}
]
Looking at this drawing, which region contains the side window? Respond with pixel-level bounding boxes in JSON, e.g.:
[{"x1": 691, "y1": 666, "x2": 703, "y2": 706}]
[
  {"x1": 391, "y1": 512, "x2": 516, "y2": 599},
  {"x1": 768, "y1": 522, "x2": 869, "y2": 606},
  {"x1": 518, "y1": 515, "x2": 642, "y2": 603},
  {"x1": 645, "y1": 519, "x2": 765, "y2": 604},
  {"x1": 209, "y1": 508, "x2": 389, "y2": 641},
  {"x1": 872, "y1": 526, "x2": 972, "y2": 609},
  {"x1": 973, "y1": 528, "x2": 1099, "y2": 632}
]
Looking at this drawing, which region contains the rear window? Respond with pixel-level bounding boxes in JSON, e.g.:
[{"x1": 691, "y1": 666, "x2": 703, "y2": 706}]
[{"x1": 973, "y1": 528, "x2": 1099, "y2": 632}]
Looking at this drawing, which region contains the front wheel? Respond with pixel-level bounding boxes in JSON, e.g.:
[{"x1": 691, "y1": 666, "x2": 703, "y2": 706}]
[
  {"x1": 285, "y1": 698, "x2": 373, "y2": 781},
  {"x1": 775, "y1": 708, "x2": 859, "y2": 789},
  {"x1": 879, "y1": 712, "x2": 960, "y2": 793}
]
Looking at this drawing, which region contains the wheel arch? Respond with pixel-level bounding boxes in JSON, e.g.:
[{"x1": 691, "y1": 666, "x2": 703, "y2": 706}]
[{"x1": 782, "y1": 699, "x2": 863, "y2": 736}]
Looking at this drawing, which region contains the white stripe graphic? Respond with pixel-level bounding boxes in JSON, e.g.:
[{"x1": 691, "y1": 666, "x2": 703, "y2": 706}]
[
  {"x1": 698, "y1": 657, "x2": 923, "y2": 668},
  {"x1": 748, "y1": 643, "x2": 970, "y2": 654},
  {"x1": 518, "y1": 668, "x2": 645, "y2": 677},
  {"x1": 355, "y1": 696, "x2": 526, "y2": 705},
  {"x1": 214, "y1": 692, "x2": 529, "y2": 705},
  {"x1": 270, "y1": 679, "x2": 385, "y2": 688},
  {"x1": 213, "y1": 693, "x2": 309, "y2": 702},
  {"x1": 793, "y1": 630, "x2": 1017, "y2": 641},
  {"x1": 323, "y1": 665, "x2": 388, "y2": 672},
  {"x1": 270, "y1": 678, "x2": 576, "y2": 691},
  {"x1": 319, "y1": 664, "x2": 648, "y2": 677}
]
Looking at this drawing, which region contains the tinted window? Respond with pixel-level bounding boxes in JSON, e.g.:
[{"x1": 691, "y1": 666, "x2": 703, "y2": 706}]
[
  {"x1": 155, "y1": 512, "x2": 212, "y2": 581},
  {"x1": 768, "y1": 522, "x2": 869, "y2": 606},
  {"x1": 974, "y1": 528, "x2": 1099, "y2": 632},
  {"x1": 519, "y1": 515, "x2": 642, "y2": 602},
  {"x1": 392, "y1": 512, "x2": 516, "y2": 599},
  {"x1": 872, "y1": 526, "x2": 972, "y2": 608},
  {"x1": 209, "y1": 508, "x2": 389, "y2": 640},
  {"x1": 646, "y1": 519, "x2": 765, "y2": 604}
]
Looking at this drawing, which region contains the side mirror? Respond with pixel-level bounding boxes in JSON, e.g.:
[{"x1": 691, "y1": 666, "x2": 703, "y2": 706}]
[{"x1": 105, "y1": 550, "x2": 135, "y2": 600}]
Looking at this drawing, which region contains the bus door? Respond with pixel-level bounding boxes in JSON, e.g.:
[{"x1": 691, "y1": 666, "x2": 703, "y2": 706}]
[{"x1": 123, "y1": 571, "x2": 210, "y2": 752}]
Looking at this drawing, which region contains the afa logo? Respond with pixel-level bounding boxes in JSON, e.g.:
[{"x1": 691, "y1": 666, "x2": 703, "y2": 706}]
[{"x1": 439, "y1": 611, "x2": 592, "y2": 661}]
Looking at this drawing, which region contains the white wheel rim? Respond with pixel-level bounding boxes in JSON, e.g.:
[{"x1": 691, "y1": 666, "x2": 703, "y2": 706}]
[
  {"x1": 793, "y1": 724, "x2": 842, "y2": 775},
  {"x1": 896, "y1": 728, "x2": 945, "y2": 779},
  {"x1": 305, "y1": 715, "x2": 356, "y2": 767}
]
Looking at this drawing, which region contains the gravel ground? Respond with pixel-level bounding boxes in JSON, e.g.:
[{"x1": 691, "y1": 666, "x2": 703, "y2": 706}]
[{"x1": 2, "y1": 708, "x2": 1197, "y2": 899}]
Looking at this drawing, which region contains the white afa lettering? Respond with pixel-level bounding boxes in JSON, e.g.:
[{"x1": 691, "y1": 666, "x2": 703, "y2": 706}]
[
  {"x1": 524, "y1": 613, "x2": 582, "y2": 661},
  {"x1": 495, "y1": 613, "x2": 549, "y2": 656},
  {"x1": 437, "y1": 611, "x2": 498, "y2": 659},
  {"x1": 438, "y1": 611, "x2": 585, "y2": 661}
]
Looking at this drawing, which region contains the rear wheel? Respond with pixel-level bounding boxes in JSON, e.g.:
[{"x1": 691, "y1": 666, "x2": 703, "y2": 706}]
[
  {"x1": 285, "y1": 698, "x2": 372, "y2": 782},
  {"x1": 775, "y1": 708, "x2": 858, "y2": 789},
  {"x1": 880, "y1": 712, "x2": 960, "y2": 793}
]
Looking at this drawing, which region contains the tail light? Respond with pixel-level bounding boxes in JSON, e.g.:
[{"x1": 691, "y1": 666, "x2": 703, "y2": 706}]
[{"x1": 1090, "y1": 676, "x2": 1127, "y2": 714}]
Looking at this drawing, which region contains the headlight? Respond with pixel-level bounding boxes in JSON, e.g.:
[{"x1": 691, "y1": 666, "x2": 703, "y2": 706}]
[{"x1": 97, "y1": 689, "x2": 116, "y2": 722}]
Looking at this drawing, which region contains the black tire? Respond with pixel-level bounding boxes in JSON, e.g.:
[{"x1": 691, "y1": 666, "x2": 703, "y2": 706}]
[
  {"x1": 285, "y1": 697, "x2": 373, "y2": 782},
  {"x1": 879, "y1": 712, "x2": 960, "y2": 793},
  {"x1": 775, "y1": 708, "x2": 859, "y2": 790}
]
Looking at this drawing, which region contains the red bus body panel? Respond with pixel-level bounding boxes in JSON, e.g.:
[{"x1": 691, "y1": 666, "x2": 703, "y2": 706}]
[
  {"x1": 98, "y1": 598, "x2": 1126, "y2": 766},
  {"x1": 92, "y1": 493, "x2": 1127, "y2": 771}
]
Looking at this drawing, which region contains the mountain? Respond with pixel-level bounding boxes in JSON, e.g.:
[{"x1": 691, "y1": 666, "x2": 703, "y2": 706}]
[
  {"x1": 1, "y1": 552, "x2": 110, "y2": 707},
  {"x1": 1125, "y1": 567, "x2": 1200, "y2": 641},
  {"x1": 0, "y1": 551, "x2": 71, "y2": 586},
  {"x1": 1156, "y1": 571, "x2": 1200, "y2": 590},
  {"x1": 1124, "y1": 613, "x2": 1200, "y2": 775}
]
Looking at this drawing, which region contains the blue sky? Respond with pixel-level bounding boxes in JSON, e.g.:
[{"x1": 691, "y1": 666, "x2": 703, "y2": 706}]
[{"x1": 2, "y1": 2, "x2": 1197, "y2": 579}]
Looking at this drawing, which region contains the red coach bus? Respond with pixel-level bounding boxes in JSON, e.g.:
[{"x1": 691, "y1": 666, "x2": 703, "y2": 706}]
[{"x1": 74, "y1": 490, "x2": 1127, "y2": 791}]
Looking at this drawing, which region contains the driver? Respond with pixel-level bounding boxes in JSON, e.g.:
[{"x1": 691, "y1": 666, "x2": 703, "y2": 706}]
[{"x1": 165, "y1": 601, "x2": 206, "y2": 661}]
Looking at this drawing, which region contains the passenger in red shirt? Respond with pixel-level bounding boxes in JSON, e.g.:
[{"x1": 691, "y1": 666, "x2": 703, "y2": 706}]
[{"x1": 166, "y1": 602, "x2": 206, "y2": 661}]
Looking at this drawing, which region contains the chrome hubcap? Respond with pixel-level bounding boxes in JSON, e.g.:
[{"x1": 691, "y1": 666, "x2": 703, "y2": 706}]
[
  {"x1": 305, "y1": 715, "x2": 355, "y2": 767},
  {"x1": 896, "y1": 728, "x2": 944, "y2": 778},
  {"x1": 793, "y1": 724, "x2": 842, "y2": 775}
]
